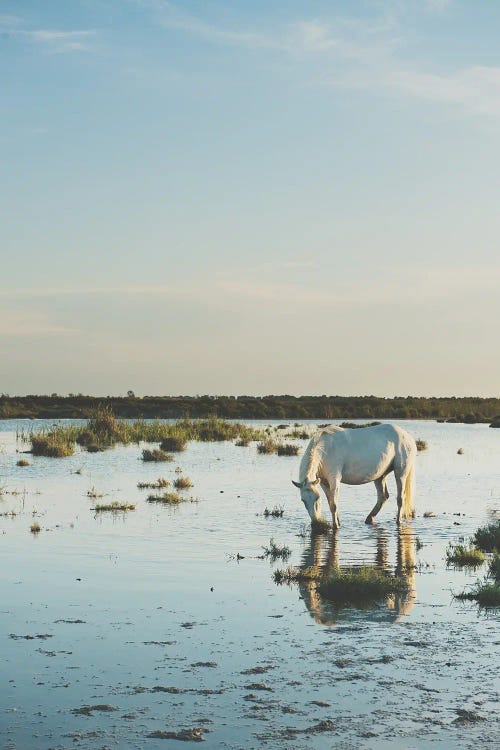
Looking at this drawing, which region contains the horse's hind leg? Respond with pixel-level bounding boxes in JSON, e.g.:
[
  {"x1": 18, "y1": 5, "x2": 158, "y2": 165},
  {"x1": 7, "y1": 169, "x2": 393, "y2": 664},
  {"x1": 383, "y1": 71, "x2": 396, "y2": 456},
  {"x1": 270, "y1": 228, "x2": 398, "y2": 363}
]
[
  {"x1": 395, "y1": 469, "x2": 410, "y2": 524},
  {"x1": 365, "y1": 476, "x2": 389, "y2": 524}
]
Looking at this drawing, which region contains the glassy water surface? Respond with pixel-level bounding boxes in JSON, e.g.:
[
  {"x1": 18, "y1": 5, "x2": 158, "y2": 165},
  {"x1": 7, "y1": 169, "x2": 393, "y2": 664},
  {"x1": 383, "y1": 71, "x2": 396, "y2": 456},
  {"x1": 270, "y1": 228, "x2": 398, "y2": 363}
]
[{"x1": 0, "y1": 419, "x2": 499, "y2": 748}]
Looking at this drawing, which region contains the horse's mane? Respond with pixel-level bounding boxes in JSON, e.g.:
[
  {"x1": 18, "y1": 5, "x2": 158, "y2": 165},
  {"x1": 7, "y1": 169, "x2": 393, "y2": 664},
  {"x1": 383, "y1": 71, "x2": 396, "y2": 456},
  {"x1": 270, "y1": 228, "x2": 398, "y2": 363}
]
[{"x1": 299, "y1": 425, "x2": 344, "y2": 482}]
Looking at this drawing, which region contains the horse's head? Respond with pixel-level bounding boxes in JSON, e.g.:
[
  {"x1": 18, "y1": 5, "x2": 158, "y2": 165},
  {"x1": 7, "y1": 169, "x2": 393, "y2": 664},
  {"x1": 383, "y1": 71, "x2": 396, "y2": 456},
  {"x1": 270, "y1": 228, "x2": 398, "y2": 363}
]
[{"x1": 292, "y1": 478, "x2": 322, "y2": 522}]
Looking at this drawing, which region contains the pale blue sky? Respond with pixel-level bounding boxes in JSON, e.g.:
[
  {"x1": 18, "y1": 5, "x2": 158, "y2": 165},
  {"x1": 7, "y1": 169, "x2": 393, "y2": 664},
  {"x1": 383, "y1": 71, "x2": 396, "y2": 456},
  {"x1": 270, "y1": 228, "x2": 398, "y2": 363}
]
[{"x1": 1, "y1": 1, "x2": 499, "y2": 396}]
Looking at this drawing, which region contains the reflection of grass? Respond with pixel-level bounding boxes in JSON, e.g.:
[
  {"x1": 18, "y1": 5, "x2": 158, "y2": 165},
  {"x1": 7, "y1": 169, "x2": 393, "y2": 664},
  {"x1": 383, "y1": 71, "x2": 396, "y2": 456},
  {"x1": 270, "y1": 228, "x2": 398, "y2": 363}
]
[
  {"x1": 473, "y1": 521, "x2": 500, "y2": 552},
  {"x1": 262, "y1": 538, "x2": 291, "y2": 561},
  {"x1": 94, "y1": 502, "x2": 135, "y2": 512},
  {"x1": 446, "y1": 544, "x2": 484, "y2": 567},
  {"x1": 274, "y1": 566, "x2": 320, "y2": 584},
  {"x1": 142, "y1": 449, "x2": 173, "y2": 463},
  {"x1": 488, "y1": 554, "x2": 500, "y2": 581},
  {"x1": 318, "y1": 567, "x2": 410, "y2": 604},
  {"x1": 146, "y1": 491, "x2": 188, "y2": 505}
]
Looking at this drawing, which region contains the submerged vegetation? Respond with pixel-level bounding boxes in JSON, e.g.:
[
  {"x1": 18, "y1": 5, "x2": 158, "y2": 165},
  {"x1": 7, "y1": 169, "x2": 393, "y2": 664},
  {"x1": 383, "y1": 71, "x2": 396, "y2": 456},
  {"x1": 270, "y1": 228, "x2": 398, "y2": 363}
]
[{"x1": 263, "y1": 506, "x2": 284, "y2": 518}]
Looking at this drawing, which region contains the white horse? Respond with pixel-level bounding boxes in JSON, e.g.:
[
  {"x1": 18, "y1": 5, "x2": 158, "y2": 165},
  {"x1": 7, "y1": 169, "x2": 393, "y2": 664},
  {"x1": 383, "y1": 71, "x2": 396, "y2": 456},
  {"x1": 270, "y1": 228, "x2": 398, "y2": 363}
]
[{"x1": 292, "y1": 424, "x2": 416, "y2": 528}]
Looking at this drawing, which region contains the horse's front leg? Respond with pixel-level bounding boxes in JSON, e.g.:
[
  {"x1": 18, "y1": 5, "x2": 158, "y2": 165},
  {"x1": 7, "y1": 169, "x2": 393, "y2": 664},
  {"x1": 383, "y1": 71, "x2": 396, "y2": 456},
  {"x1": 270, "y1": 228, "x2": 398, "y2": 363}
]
[{"x1": 323, "y1": 477, "x2": 340, "y2": 529}]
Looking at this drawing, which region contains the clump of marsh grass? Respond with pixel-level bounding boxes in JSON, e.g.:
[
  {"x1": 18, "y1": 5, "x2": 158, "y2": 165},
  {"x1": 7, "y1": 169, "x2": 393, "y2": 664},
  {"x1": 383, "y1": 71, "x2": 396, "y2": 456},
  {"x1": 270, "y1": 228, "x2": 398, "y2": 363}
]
[
  {"x1": 137, "y1": 478, "x2": 170, "y2": 489},
  {"x1": 146, "y1": 491, "x2": 188, "y2": 505},
  {"x1": 285, "y1": 429, "x2": 310, "y2": 440},
  {"x1": 16, "y1": 459, "x2": 30, "y2": 467},
  {"x1": 142, "y1": 449, "x2": 173, "y2": 463},
  {"x1": 340, "y1": 421, "x2": 381, "y2": 429},
  {"x1": 31, "y1": 431, "x2": 75, "y2": 458},
  {"x1": 263, "y1": 506, "x2": 284, "y2": 518},
  {"x1": 173, "y1": 476, "x2": 193, "y2": 490},
  {"x1": 311, "y1": 518, "x2": 331, "y2": 533},
  {"x1": 276, "y1": 443, "x2": 300, "y2": 456},
  {"x1": 235, "y1": 437, "x2": 250, "y2": 447},
  {"x1": 318, "y1": 566, "x2": 410, "y2": 604},
  {"x1": 416, "y1": 439, "x2": 428, "y2": 452},
  {"x1": 273, "y1": 566, "x2": 320, "y2": 584},
  {"x1": 262, "y1": 538, "x2": 292, "y2": 561},
  {"x1": 94, "y1": 501, "x2": 135, "y2": 512},
  {"x1": 473, "y1": 520, "x2": 500, "y2": 553},
  {"x1": 159, "y1": 436, "x2": 187, "y2": 453},
  {"x1": 446, "y1": 543, "x2": 485, "y2": 567},
  {"x1": 257, "y1": 439, "x2": 278, "y2": 455},
  {"x1": 488, "y1": 554, "x2": 500, "y2": 582},
  {"x1": 30, "y1": 522, "x2": 41, "y2": 534},
  {"x1": 455, "y1": 582, "x2": 500, "y2": 607}
]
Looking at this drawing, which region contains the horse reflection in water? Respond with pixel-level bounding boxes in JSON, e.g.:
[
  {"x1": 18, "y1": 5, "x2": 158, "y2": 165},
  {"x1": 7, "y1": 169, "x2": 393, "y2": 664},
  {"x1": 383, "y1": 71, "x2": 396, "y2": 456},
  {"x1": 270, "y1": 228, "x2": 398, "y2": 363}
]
[{"x1": 298, "y1": 525, "x2": 416, "y2": 626}]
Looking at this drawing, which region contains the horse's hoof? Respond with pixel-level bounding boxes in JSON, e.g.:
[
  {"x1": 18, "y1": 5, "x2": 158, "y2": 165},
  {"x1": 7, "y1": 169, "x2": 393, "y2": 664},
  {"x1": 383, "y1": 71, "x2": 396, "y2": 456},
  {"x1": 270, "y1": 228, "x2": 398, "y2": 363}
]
[{"x1": 365, "y1": 515, "x2": 374, "y2": 525}]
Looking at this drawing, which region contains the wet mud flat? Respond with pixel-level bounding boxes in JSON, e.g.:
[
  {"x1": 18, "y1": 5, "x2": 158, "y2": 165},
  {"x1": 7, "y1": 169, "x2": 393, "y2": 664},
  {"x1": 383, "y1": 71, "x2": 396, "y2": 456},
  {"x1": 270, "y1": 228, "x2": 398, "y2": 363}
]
[{"x1": 0, "y1": 419, "x2": 499, "y2": 748}]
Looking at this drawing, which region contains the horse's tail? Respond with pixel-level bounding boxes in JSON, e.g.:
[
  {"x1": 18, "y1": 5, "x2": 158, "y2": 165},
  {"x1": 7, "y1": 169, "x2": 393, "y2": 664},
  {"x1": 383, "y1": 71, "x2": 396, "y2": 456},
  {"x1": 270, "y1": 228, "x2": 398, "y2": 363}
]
[{"x1": 403, "y1": 463, "x2": 415, "y2": 519}]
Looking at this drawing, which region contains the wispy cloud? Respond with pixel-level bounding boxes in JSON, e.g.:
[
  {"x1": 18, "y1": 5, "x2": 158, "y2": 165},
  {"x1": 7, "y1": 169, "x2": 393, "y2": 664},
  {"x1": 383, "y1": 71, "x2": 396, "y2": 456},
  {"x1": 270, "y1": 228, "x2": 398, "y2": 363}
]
[
  {"x1": 0, "y1": 310, "x2": 76, "y2": 337},
  {"x1": 23, "y1": 29, "x2": 96, "y2": 52}
]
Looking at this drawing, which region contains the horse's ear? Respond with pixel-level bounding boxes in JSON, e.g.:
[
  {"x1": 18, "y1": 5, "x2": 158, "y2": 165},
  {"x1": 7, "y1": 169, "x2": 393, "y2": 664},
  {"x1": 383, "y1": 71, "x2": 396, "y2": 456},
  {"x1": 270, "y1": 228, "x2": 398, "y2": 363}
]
[{"x1": 292, "y1": 480, "x2": 302, "y2": 489}]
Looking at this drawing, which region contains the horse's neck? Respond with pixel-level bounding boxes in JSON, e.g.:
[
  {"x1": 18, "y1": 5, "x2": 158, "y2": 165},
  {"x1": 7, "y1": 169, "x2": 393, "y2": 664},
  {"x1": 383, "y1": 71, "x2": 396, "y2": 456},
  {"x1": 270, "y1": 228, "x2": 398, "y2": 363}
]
[{"x1": 301, "y1": 439, "x2": 323, "y2": 482}]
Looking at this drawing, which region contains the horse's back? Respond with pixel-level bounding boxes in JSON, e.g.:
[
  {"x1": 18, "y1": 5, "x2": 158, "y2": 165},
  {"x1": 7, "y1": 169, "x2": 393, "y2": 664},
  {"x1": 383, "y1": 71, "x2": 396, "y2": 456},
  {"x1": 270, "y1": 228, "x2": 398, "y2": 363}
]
[{"x1": 319, "y1": 423, "x2": 415, "y2": 484}]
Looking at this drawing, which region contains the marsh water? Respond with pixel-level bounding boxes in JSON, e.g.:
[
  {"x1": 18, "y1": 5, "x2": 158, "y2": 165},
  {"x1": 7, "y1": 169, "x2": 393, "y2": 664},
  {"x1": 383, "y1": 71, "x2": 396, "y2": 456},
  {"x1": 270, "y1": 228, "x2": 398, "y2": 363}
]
[{"x1": 0, "y1": 419, "x2": 499, "y2": 749}]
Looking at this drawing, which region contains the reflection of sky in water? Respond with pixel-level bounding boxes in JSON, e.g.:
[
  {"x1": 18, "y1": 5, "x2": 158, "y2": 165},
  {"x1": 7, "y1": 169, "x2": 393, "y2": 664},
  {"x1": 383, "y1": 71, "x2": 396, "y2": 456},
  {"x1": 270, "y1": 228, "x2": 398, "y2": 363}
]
[{"x1": 0, "y1": 420, "x2": 499, "y2": 748}]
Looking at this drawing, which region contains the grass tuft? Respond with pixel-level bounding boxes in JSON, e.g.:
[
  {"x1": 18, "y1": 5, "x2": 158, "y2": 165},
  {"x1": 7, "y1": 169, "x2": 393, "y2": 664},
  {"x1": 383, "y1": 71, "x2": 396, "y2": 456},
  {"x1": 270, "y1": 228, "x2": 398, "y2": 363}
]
[
  {"x1": 263, "y1": 506, "x2": 284, "y2": 518},
  {"x1": 94, "y1": 502, "x2": 135, "y2": 512},
  {"x1": 16, "y1": 459, "x2": 30, "y2": 467},
  {"x1": 257, "y1": 439, "x2": 278, "y2": 454},
  {"x1": 31, "y1": 431, "x2": 74, "y2": 458},
  {"x1": 318, "y1": 566, "x2": 410, "y2": 604},
  {"x1": 30, "y1": 522, "x2": 41, "y2": 534},
  {"x1": 159, "y1": 436, "x2": 187, "y2": 453},
  {"x1": 137, "y1": 478, "x2": 170, "y2": 489},
  {"x1": 416, "y1": 439, "x2": 428, "y2": 452},
  {"x1": 273, "y1": 566, "x2": 320, "y2": 584},
  {"x1": 262, "y1": 538, "x2": 292, "y2": 561},
  {"x1": 340, "y1": 421, "x2": 381, "y2": 429},
  {"x1": 455, "y1": 583, "x2": 500, "y2": 607},
  {"x1": 146, "y1": 491, "x2": 188, "y2": 505},
  {"x1": 276, "y1": 443, "x2": 300, "y2": 456},
  {"x1": 142, "y1": 449, "x2": 173, "y2": 463},
  {"x1": 446, "y1": 543, "x2": 485, "y2": 567},
  {"x1": 473, "y1": 520, "x2": 500, "y2": 553},
  {"x1": 173, "y1": 476, "x2": 193, "y2": 490}
]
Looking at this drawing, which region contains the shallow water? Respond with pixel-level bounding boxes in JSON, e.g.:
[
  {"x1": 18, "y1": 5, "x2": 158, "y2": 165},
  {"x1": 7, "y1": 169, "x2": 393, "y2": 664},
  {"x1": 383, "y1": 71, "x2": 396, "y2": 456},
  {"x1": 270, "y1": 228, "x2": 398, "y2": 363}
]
[{"x1": 0, "y1": 419, "x2": 499, "y2": 749}]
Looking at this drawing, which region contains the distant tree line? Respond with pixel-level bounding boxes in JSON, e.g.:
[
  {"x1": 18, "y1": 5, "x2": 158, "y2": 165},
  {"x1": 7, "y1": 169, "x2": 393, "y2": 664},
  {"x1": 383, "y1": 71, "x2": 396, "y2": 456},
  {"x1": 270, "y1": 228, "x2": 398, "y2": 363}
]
[{"x1": 0, "y1": 394, "x2": 499, "y2": 424}]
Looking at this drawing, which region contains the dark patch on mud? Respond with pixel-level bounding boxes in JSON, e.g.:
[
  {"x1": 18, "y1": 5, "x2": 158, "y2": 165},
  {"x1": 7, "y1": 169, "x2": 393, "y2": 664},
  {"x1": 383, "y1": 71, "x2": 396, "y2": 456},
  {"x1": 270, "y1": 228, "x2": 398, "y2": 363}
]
[
  {"x1": 310, "y1": 700, "x2": 331, "y2": 707},
  {"x1": 453, "y1": 709, "x2": 485, "y2": 724},
  {"x1": 144, "y1": 640, "x2": 176, "y2": 646},
  {"x1": 54, "y1": 619, "x2": 86, "y2": 624},
  {"x1": 132, "y1": 685, "x2": 224, "y2": 696},
  {"x1": 72, "y1": 704, "x2": 118, "y2": 716},
  {"x1": 243, "y1": 683, "x2": 273, "y2": 691},
  {"x1": 191, "y1": 662, "x2": 217, "y2": 668},
  {"x1": 241, "y1": 665, "x2": 274, "y2": 675},
  {"x1": 259, "y1": 719, "x2": 336, "y2": 740},
  {"x1": 146, "y1": 727, "x2": 208, "y2": 741},
  {"x1": 404, "y1": 640, "x2": 429, "y2": 648},
  {"x1": 9, "y1": 633, "x2": 53, "y2": 640}
]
